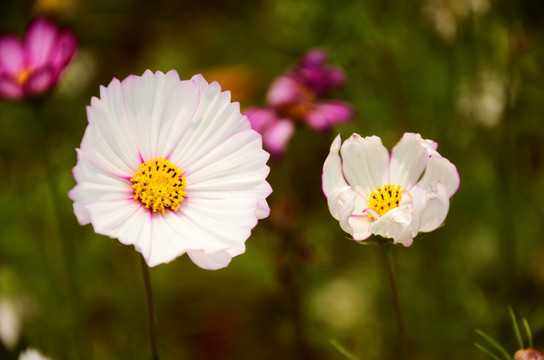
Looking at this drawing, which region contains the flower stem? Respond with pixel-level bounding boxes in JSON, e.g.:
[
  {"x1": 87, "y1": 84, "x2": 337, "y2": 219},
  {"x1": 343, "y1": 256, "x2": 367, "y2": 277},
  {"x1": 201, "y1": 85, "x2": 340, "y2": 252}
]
[
  {"x1": 383, "y1": 245, "x2": 407, "y2": 359},
  {"x1": 140, "y1": 255, "x2": 159, "y2": 360}
]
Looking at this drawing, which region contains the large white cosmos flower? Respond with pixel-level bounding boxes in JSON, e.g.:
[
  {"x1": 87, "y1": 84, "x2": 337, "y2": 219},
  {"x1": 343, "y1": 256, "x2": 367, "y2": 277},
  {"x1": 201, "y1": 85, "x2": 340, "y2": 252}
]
[
  {"x1": 322, "y1": 133, "x2": 459, "y2": 246},
  {"x1": 69, "y1": 70, "x2": 272, "y2": 269}
]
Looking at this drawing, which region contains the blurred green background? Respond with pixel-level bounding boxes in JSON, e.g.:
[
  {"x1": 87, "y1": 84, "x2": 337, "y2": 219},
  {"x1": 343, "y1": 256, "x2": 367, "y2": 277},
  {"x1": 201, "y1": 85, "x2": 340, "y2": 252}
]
[{"x1": 1, "y1": 0, "x2": 544, "y2": 359}]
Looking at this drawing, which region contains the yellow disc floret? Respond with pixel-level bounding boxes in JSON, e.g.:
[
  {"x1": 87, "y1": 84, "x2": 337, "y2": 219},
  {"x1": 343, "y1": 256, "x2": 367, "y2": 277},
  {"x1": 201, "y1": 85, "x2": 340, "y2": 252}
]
[
  {"x1": 367, "y1": 184, "x2": 403, "y2": 218},
  {"x1": 130, "y1": 157, "x2": 187, "y2": 214}
]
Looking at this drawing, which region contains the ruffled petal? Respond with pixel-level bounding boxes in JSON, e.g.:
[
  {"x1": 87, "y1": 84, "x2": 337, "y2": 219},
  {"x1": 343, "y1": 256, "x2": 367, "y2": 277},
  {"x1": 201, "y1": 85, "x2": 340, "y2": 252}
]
[
  {"x1": 266, "y1": 76, "x2": 301, "y2": 106},
  {"x1": 340, "y1": 134, "x2": 389, "y2": 194},
  {"x1": 369, "y1": 206, "x2": 414, "y2": 247},
  {"x1": 390, "y1": 133, "x2": 430, "y2": 189},
  {"x1": 322, "y1": 134, "x2": 348, "y2": 198},
  {"x1": 168, "y1": 74, "x2": 250, "y2": 168},
  {"x1": 69, "y1": 149, "x2": 134, "y2": 224},
  {"x1": 411, "y1": 183, "x2": 450, "y2": 236},
  {"x1": 119, "y1": 70, "x2": 200, "y2": 161},
  {"x1": 82, "y1": 78, "x2": 143, "y2": 177},
  {"x1": 187, "y1": 249, "x2": 234, "y2": 270},
  {"x1": 23, "y1": 18, "x2": 57, "y2": 69},
  {"x1": 417, "y1": 155, "x2": 460, "y2": 197},
  {"x1": 184, "y1": 129, "x2": 271, "y2": 219},
  {"x1": 348, "y1": 214, "x2": 373, "y2": 241},
  {"x1": 0, "y1": 35, "x2": 24, "y2": 74},
  {"x1": 306, "y1": 100, "x2": 353, "y2": 131}
]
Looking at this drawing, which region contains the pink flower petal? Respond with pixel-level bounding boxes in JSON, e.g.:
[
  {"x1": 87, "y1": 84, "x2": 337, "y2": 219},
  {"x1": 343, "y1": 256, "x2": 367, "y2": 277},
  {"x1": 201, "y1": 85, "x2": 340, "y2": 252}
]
[
  {"x1": 306, "y1": 100, "x2": 353, "y2": 131},
  {"x1": 263, "y1": 118, "x2": 295, "y2": 156},
  {"x1": 266, "y1": 76, "x2": 301, "y2": 106},
  {"x1": 300, "y1": 49, "x2": 328, "y2": 67},
  {"x1": 49, "y1": 30, "x2": 76, "y2": 74},
  {"x1": 23, "y1": 18, "x2": 57, "y2": 69},
  {"x1": 24, "y1": 66, "x2": 55, "y2": 95},
  {"x1": 0, "y1": 35, "x2": 24, "y2": 74},
  {"x1": 0, "y1": 75, "x2": 23, "y2": 99},
  {"x1": 244, "y1": 107, "x2": 276, "y2": 132}
]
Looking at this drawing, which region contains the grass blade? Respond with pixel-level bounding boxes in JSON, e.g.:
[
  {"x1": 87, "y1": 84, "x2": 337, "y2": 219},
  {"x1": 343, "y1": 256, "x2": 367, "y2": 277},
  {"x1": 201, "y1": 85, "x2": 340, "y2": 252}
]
[
  {"x1": 509, "y1": 307, "x2": 524, "y2": 349},
  {"x1": 474, "y1": 343, "x2": 503, "y2": 360},
  {"x1": 475, "y1": 329, "x2": 511, "y2": 360},
  {"x1": 330, "y1": 339, "x2": 360, "y2": 360},
  {"x1": 522, "y1": 318, "x2": 533, "y2": 348}
]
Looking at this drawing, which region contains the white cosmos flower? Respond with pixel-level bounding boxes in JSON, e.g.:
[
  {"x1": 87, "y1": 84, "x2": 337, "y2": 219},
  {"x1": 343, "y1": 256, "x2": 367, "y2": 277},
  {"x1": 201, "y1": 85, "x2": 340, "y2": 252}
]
[
  {"x1": 19, "y1": 348, "x2": 51, "y2": 360},
  {"x1": 322, "y1": 133, "x2": 459, "y2": 246},
  {"x1": 69, "y1": 70, "x2": 272, "y2": 269}
]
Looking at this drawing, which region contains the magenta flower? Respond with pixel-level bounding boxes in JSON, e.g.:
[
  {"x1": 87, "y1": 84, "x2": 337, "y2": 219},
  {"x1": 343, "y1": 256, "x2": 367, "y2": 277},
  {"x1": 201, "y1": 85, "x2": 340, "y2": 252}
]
[
  {"x1": 245, "y1": 49, "x2": 353, "y2": 157},
  {"x1": 0, "y1": 18, "x2": 76, "y2": 100}
]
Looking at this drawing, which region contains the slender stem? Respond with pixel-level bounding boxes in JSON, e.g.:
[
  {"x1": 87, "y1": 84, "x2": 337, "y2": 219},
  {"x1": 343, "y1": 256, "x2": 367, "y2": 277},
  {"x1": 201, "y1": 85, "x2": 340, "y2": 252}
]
[
  {"x1": 383, "y1": 245, "x2": 407, "y2": 359},
  {"x1": 140, "y1": 255, "x2": 159, "y2": 360}
]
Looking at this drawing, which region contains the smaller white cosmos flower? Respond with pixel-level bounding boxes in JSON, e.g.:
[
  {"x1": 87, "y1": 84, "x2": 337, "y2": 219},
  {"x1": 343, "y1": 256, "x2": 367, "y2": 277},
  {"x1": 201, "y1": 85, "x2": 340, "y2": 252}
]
[
  {"x1": 18, "y1": 348, "x2": 51, "y2": 360},
  {"x1": 69, "y1": 70, "x2": 272, "y2": 269},
  {"x1": 322, "y1": 133, "x2": 459, "y2": 246}
]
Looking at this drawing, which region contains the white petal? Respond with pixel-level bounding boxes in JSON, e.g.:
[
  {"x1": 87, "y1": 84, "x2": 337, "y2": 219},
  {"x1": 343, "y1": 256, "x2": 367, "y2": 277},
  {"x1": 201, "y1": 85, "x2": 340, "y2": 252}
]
[
  {"x1": 184, "y1": 130, "x2": 271, "y2": 219},
  {"x1": 187, "y1": 249, "x2": 234, "y2": 270},
  {"x1": 326, "y1": 185, "x2": 357, "y2": 222},
  {"x1": 168, "y1": 74, "x2": 250, "y2": 169},
  {"x1": 417, "y1": 155, "x2": 460, "y2": 197},
  {"x1": 322, "y1": 134, "x2": 349, "y2": 198},
  {"x1": 411, "y1": 183, "x2": 450, "y2": 235},
  {"x1": 69, "y1": 149, "x2": 133, "y2": 224},
  {"x1": 369, "y1": 206, "x2": 414, "y2": 246},
  {"x1": 118, "y1": 70, "x2": 201, "y2": 161},
  {"x1": 390, "y1": 133, "x2": 430, "y2": 189},
  {"x1": 340, "y1": 134, "x2": 389, "y2": 194},
  {"x1": 0, "y1": 298, "x2": 20, "y2": 350},
  {"x1": 348, "y1": 214, "x2": 373, "y2": 241}
]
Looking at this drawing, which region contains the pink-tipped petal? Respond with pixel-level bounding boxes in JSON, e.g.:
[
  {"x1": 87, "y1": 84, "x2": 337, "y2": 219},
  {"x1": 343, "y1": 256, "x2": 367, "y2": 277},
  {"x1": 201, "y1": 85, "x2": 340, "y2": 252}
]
[
  {"x1": 187, "y1": 249, "x2": 234, "y2": 270},
  {"x1": 411, "y1": 183, "x2": 450, "y2": 236},
  {"x1": 417, "y1": 155, "x2": 460, "y2": 197},
  {"x1": 306, "y1": 100, "x2": 353, "y2": 131},
  {"x1": 0, "y1": 76, "x2": 23, "y2": 99},
  {"x1": 0, "y1": 35, "x2": 24, "y2": 74},
  {"x1": 266, "y1": 76, "x2": 301, "y2": 106},
  {"x1": 369, "y1": 205, "x2": 414, "y2": 246},
  {"x1": 263, "y1": 118, "x2": 295, "y2": 156},
  {"x1": 340, "y1": 134, "x2": 390, "y2": 195},
  {"x1": 322, "y1": 134, "x2": 348, "y2": 197},
  {"x1": 390, "y1": 133, "x2": 430, "y2": 189},
  {"x1": 348, "y1": 212, "x2": 373, "y2": 241}
]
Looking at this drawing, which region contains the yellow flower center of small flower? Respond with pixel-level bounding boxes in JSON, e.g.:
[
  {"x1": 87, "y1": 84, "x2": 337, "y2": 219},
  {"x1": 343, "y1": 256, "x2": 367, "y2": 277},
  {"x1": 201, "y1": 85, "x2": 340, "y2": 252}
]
[
  {"x1": 367, "y1": 184, "x2": 403, "y2": 218},
  {"x1": 130, "y1": 157, "x2": 187, "y2": 215},
  {"x1": 15, "y1": 67, "x2": 31, "y2": 85}
]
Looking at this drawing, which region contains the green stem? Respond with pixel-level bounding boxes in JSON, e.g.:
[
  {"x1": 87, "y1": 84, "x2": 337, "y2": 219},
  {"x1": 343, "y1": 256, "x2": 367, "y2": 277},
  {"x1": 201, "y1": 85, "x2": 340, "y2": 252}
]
[
  {"x1": 32, "y1": 98, "x2": 87, "y2": 360},
  {"x1": 140, "y1": 255, "x2": 159, "y2": 360},
  {"x1": 383, "y1": 245, "x2": 408, "y2": 360}
]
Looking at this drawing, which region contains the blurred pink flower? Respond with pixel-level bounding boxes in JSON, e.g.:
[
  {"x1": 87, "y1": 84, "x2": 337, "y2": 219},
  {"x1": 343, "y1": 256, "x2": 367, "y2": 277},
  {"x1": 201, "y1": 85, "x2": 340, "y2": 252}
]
[
  {"x1": 245, "y1": 49, "x2": 353, "y2": 157},
  {"x1": 0, "y1": 18, "x2": 76, "y2": 100},
  {"x1": 515, "y1": 349, "x2": 544, "y2": 360}
]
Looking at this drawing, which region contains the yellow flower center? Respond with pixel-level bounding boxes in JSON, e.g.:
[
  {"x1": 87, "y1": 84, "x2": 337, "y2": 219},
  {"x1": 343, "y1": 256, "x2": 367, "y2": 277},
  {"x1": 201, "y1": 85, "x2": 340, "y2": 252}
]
[
  {"x1": 130, "y1": 157, "x2": 187, "y2": 214},
  {"x1": 367, "y1": 184, "x2": 403, "y2": 218},
  {"x1": 15, "y1": 67, "x2": 31, "y2": 85}
]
